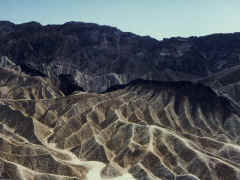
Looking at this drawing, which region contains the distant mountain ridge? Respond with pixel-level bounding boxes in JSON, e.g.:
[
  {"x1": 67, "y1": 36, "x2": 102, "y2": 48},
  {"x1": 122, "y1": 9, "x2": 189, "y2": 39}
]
[{"x1": 1, "y1": 21, "x2": 240, "y2": 93}]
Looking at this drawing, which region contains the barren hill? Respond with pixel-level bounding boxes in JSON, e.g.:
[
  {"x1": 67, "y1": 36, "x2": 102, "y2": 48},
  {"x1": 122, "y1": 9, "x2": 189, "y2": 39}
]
[{"x1": 0, "y1": 64, "x2": 240, "y2": 179}]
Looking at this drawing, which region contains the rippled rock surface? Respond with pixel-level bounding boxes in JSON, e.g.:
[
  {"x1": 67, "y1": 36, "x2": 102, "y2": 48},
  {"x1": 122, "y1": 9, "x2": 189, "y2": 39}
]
[{"x1": 0, "y1": 65, "x2": 240, "y2": 179}]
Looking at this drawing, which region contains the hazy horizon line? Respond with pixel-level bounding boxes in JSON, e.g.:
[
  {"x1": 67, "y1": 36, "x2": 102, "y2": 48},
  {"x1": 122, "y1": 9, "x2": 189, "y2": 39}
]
[{"x1": 1, "y1": 19, "x2": 239, "y2": 40}]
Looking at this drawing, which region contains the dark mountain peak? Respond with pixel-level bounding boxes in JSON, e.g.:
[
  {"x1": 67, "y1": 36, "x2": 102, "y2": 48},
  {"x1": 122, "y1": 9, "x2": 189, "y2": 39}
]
[
  {"x1": 60, "y1": 21, "x2": 123, "y2": 38},
  {"x1": 15, "y1": 21, "x2": 42, "y2": 32},
  {"x1": 0, "y1": 21, "x2": 240, "y2": 93},
  {"x1": 16, "y1": 21, "x2": 41, "y2": 26},
  {"x1": 0, "y1": 21, "x2": 15, "y2": 35},
  {"x1": 0, "y1": 20, "x2": 15, "y2": 26},
  {"x1": 63, "y1": 21, "x2": 98, "y2": 27}
]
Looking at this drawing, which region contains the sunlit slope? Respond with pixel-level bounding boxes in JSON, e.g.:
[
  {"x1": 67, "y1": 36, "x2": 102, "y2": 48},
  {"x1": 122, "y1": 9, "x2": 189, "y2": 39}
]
[{"x1": 0, "y1": 65, "x2": 240, "y2": 180}]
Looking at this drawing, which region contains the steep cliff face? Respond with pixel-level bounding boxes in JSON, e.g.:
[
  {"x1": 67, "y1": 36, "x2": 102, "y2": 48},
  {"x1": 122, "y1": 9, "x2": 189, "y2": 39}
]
[
  {"x1": 0, "y1": 64, "x2": 240, "y2": 180},
  {"x1": 1, "y1": 21, "x2": 240, "y2": 92}
]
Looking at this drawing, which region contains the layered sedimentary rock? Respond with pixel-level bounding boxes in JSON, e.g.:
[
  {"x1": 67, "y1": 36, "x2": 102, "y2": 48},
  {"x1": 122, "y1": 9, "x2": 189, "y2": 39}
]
[
  {"x1": 1, "y1": 21, "x2": 240, "y2": 92},
  {"x1": 1, "y1": 21, "x2": 240, "y2": 180},
  {"x1": 0, "y1": 65, "x2": 240, "y2": 180}
]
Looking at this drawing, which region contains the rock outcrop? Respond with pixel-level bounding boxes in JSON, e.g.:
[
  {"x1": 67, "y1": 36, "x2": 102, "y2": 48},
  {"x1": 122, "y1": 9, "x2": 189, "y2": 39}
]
[
  {"x1": 1, "y1": 21, "x2": 240, "y2": 92},
  {"x1": 0, "y1": 65, "x2": 240, "y2": 179}
]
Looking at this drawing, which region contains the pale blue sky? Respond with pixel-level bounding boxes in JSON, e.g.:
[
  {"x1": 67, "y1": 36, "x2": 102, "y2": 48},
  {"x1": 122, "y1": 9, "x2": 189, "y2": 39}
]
[{"x1": 1, "y1": 0, "x2": 240, "y2": 39}]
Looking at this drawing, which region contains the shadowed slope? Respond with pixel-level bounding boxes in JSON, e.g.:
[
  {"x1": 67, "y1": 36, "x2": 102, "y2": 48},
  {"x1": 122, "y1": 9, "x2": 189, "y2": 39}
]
[{"x1": 1, "y1": 22, "x2": 240, "y2": 92}]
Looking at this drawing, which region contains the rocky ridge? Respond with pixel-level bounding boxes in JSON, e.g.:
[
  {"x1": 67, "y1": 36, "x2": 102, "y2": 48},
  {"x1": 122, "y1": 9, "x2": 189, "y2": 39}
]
[
  {"x1": 1, "y1": 21, "x2": 240, "y2": 93},
  {"x1": 0, "y1": 64, "x2": 240, "y2": 179}
]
